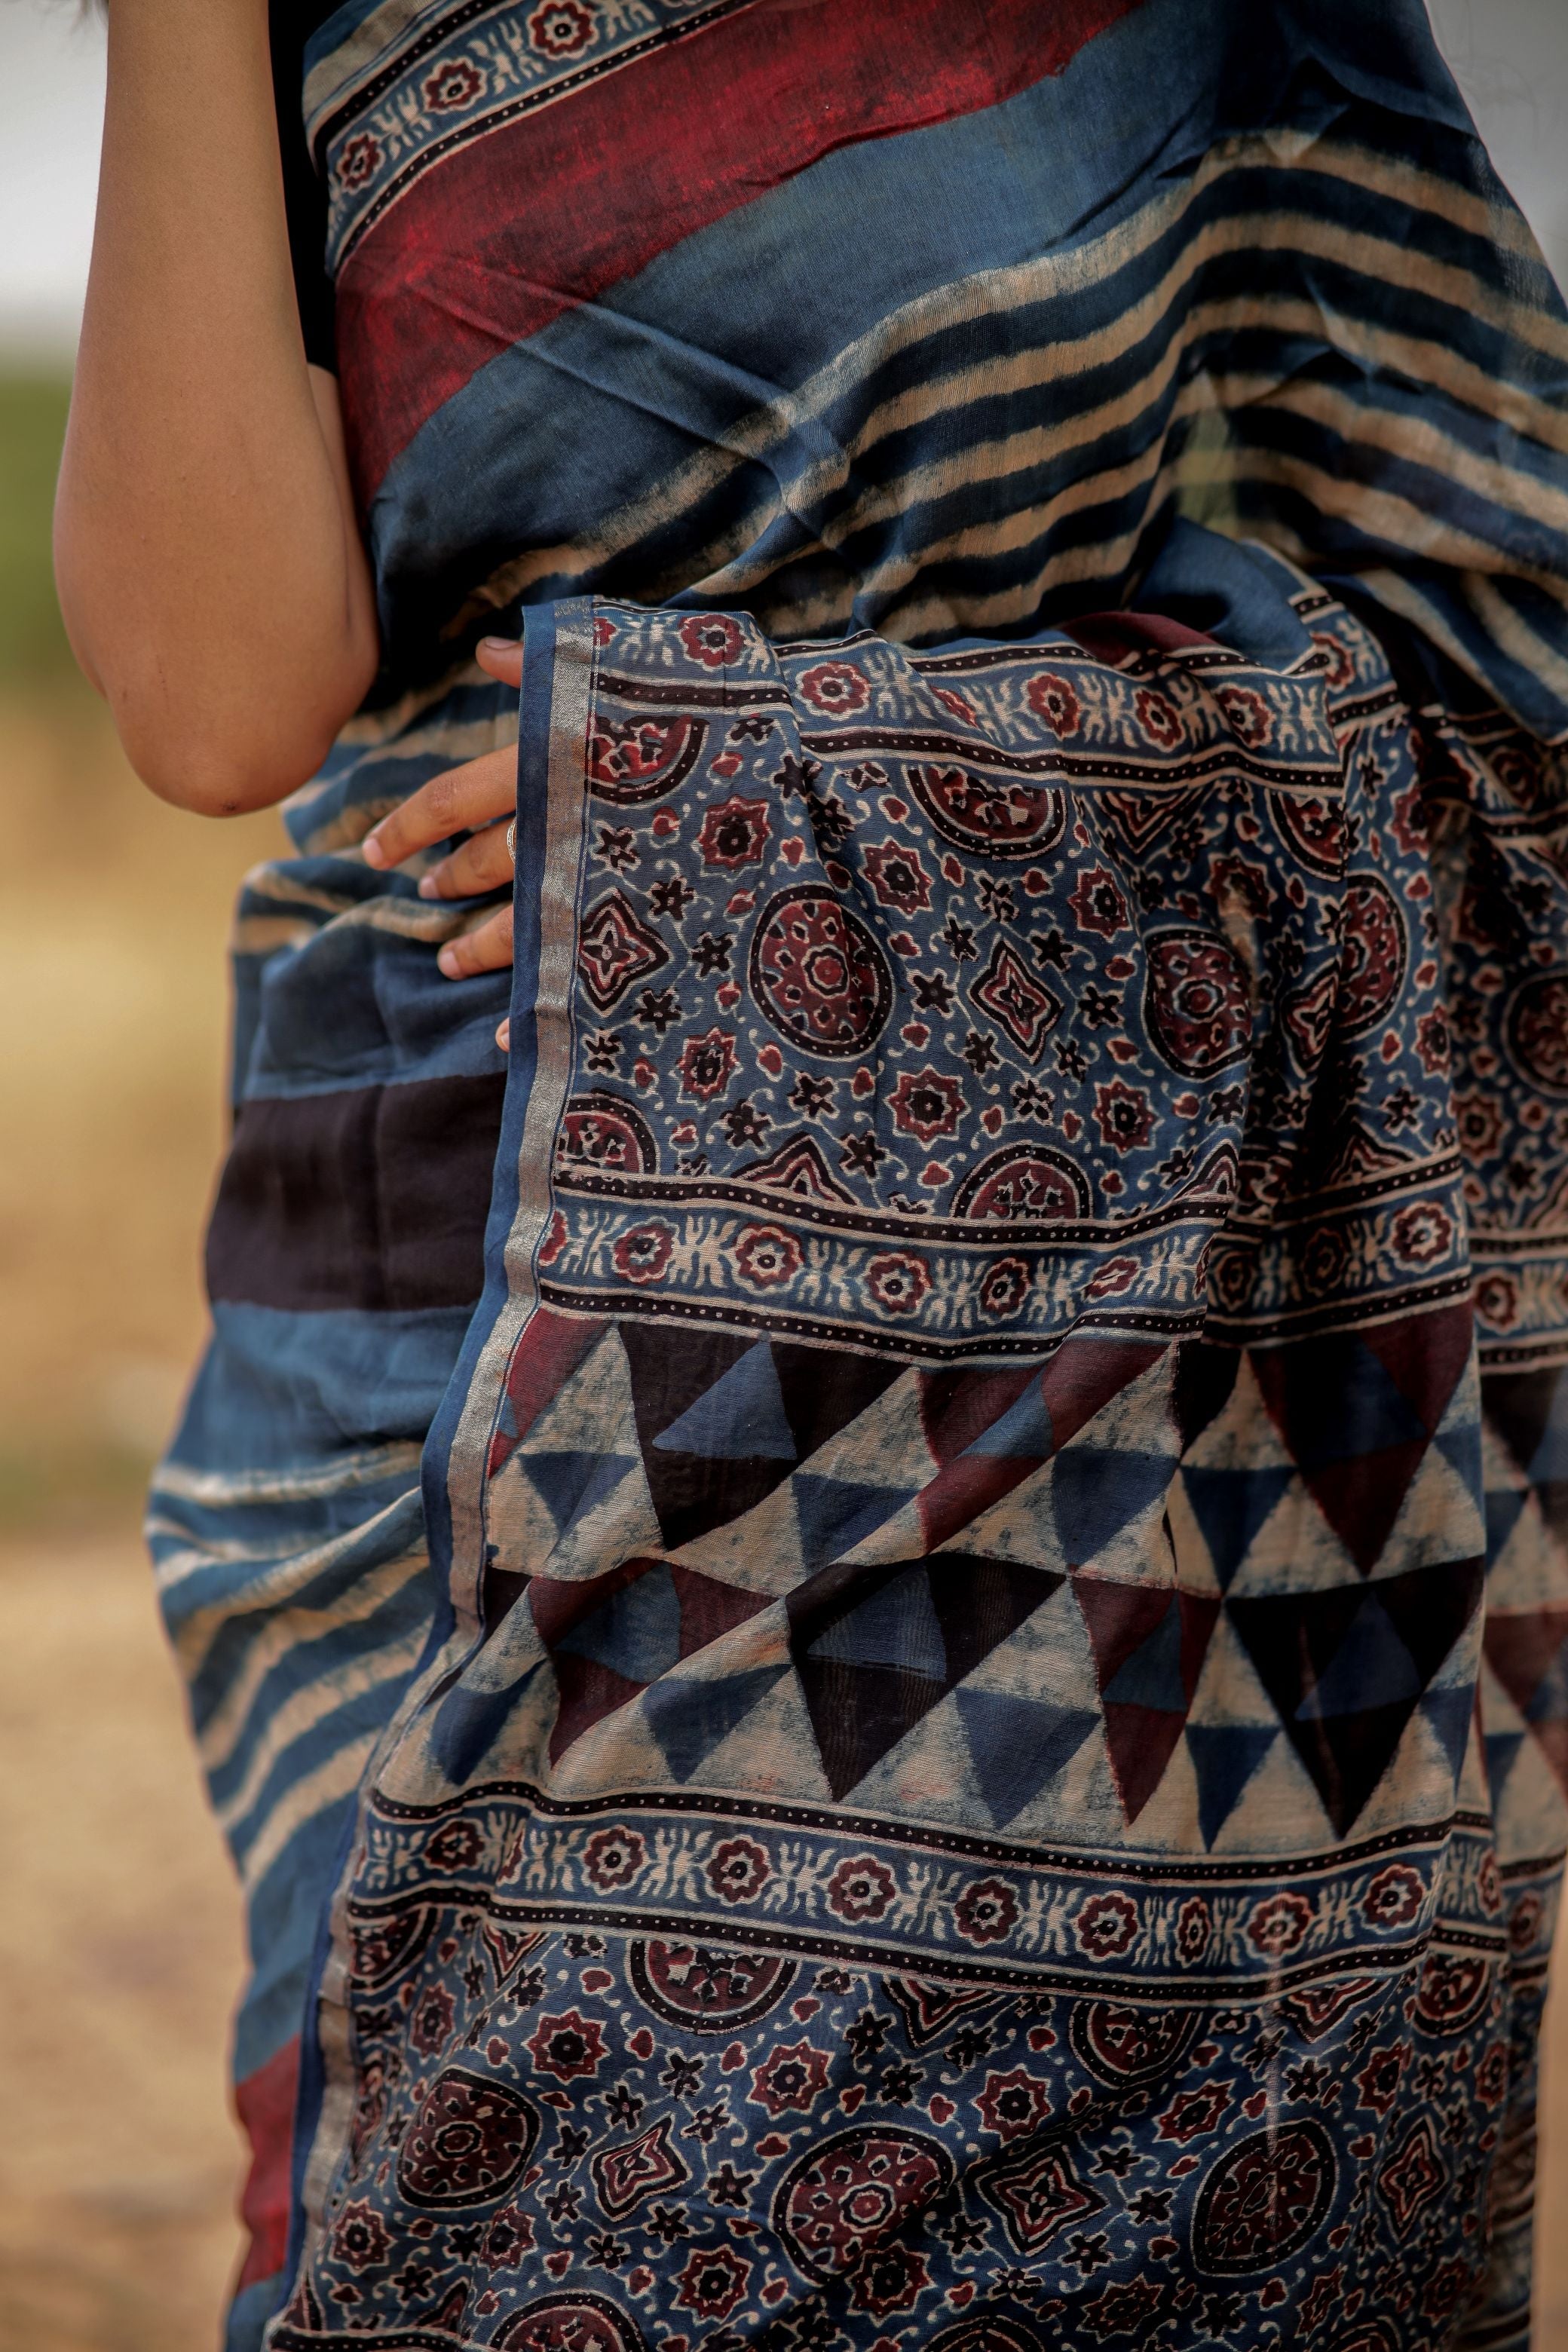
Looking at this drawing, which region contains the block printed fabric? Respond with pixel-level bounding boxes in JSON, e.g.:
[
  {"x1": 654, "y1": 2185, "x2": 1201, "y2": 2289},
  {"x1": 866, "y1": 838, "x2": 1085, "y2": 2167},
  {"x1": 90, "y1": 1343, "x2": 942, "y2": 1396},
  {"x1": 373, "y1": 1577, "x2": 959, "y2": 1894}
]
[{"x1": 146, "y1": 3, "x2": 1568, "y2": 2347}]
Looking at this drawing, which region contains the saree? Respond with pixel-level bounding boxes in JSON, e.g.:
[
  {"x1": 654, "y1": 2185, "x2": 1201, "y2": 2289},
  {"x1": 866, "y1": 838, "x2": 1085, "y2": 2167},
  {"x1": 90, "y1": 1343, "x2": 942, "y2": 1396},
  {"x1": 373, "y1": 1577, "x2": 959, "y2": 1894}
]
[{"x1": 147, "y1": 2, "x2": 1568, "y2": 2344}]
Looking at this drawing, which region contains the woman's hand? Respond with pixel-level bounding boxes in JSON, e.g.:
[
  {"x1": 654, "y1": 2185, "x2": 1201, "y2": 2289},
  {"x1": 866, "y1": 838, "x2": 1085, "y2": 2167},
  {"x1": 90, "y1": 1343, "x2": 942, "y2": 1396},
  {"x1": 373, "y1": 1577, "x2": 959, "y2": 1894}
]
[{"x1": 363, "y1": 636, "x2": 522, "y2": 1048}]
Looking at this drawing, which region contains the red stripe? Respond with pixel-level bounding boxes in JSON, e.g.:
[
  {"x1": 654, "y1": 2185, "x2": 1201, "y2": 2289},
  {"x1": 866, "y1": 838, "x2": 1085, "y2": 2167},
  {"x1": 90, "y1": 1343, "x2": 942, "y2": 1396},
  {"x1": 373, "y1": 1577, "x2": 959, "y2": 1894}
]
[
  {"x1": 234, "y1": 2035, "x2": 300, "y2": 2290},
  {"x1": 338, "y1": 0, "x2": 1147, "y2": 498}
]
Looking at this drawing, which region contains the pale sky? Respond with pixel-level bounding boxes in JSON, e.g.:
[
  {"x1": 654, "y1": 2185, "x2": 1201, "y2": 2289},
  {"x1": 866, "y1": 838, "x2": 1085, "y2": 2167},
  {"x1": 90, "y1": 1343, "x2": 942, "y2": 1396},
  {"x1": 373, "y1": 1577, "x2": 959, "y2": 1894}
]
[{"x1": 0, "y1": 0, "x2": 1563, "y2": 354}]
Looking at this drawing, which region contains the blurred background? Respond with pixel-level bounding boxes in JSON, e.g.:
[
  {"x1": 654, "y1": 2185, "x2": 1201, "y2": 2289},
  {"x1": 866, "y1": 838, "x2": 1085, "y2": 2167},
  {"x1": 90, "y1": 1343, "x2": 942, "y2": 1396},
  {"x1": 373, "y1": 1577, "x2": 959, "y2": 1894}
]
[{"x1": 0, "y1": 2, "x2": 1566, "y2": 2347}]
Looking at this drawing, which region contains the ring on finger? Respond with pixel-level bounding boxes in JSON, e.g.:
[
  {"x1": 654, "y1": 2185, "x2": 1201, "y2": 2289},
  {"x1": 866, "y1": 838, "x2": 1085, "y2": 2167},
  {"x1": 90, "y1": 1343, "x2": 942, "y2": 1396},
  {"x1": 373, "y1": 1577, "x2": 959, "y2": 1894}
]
[{"x1": 506, "y1": 817, "x2": 517, "y2": 864}]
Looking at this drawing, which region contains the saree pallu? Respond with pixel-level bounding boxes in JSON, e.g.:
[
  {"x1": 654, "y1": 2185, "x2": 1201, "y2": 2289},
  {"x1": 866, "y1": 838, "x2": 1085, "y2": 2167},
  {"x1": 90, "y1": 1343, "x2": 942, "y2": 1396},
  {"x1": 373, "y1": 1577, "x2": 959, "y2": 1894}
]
[{"x1": 145, "y1": 2, "x2": 1568, "y2": 2346}]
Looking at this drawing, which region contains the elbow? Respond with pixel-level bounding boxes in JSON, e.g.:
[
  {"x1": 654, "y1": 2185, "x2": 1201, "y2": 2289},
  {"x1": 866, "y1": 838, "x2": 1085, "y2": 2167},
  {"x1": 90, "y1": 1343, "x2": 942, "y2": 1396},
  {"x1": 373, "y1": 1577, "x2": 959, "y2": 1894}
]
[
  {"x1": 97, "y1": 630, "x2": 380, "y2": 816},
  {"x1": 116, "y1": 691, "x2": 365, "y2": 816}
]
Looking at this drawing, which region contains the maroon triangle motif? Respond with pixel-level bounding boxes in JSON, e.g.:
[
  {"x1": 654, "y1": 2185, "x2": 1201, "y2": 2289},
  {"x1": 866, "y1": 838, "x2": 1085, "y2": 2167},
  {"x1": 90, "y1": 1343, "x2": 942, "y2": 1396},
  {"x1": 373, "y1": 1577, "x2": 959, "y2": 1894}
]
[
  {"x1": 1040, "y1": 1336, "x2": 1168, "y2": 1452},
  {"x1": 549, "y1": 1653, "x2": 645, "y2": 1763},
  {"x1": 1484, "y1": 1607, "x2": 1568, "y2": 1718},
  {"x1": 1294, "y1": 1441, "x2": 1432, "y2": 1576},
  {"x1": 1073, "y1": 1576, "x2": 1172, "y2": 1692},
  {"x1": 669, "y1": 1563, "x2": 775, "y2": 1658},
  {"x1": 1361, "y1": 1301, "x2": 1473, "y2": 1440},
  {"x1": 1101, "y1": 1700, "x2": 1188, "y2": 1821}
]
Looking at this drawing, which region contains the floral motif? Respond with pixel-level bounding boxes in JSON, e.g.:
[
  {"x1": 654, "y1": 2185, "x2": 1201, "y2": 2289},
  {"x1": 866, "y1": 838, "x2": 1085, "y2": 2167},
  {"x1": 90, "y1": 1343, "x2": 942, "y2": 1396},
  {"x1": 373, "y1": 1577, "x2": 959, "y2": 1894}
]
[
  {"x1": 678, "y1": 613, "x2": 746, "y2": 669},
  {"x1": 978, "y1": 1255, "x2": 1032, "y2": 1318},
  {"x1": 1245, "y1": 1891, "x2": 1312, "y2": 1958},
  {"x1": 425, "y1": 1818, "x2": 483, "y2": 1873},
  {"x1": 676, "y1": 1026, "x2": 738, "y2": 1101},
  {"x1": 889, "y1": 1067, "x2": 965, "y2": 1144},
  {"x1": 697, "y1": 795, "x2": 771, "y2": 868},
  {"x1": 1068, "y1": 865, "x2": 1131, "y2": 937},
  {"x1": 733, "y1": 1223, "x2": 804, "y2": 1288},
  {"x1": 825, "y1": 1854, "x2": 898, "y2": 1922},
  {"x1": 335, "y1": 132, "x2": 382, "y2": 191},
  {"x1": 1093, "y1": 1077, "x2": 1155, "y2": 1153},
  {"x1": 974, "y1": 2066, "x2": 1052, "y2": 2140},
  {"x1": 865, "y1": 1251, "x2": 931, "y2": 1315},
  {"x1": 330, "y1": 2199, "x2": 391, "y2": 2272},
  {"x1": 1073, "y1": 1891, "x2": 1139, "y2": 1960},
  {"x1": 611, "y1": 1222, "x2": 675, "y2": 1284},
  {"x1": 1391, "y1": 1202, "x2": 1453, "y2": 1266},
  {"x1": 798, "y1": 661, "x2": 871, "y2": 715},
  {"x1": 583, "y1": 1827, "x2": 648, "y2": 1891},
  {"x1": 706, "y1": 1837, "x2": 772, "y2": 1904},
  {"x1": 1358, "y1": 1864, "x2": 1424, "y2": 1931},
  {"x1": 527, "y1": 0, "x2": 596, "y2": 58},
  {"x1": 1134, "y1": 686, "x2": 1184, "y2": 748},
  {"x1": 1026, "y1": 671, "x2": 1083, "y2": 734},
  {"x1": 863, "y1": 839, "x2": 933, "y2": 913},
  {"x1": 423, "y1": 57, "x2": 486, "y2": 109},
  {"x1": 953, "y1": 1877, "x2": 1020, "y2": 1946},
  {"x1": 527, "y1": 2009, "x2": 608, "y2": 2081},
  {"x1": 1215, "y1": 683, "x2": 1272, "y2": 746},
  {"x1": 750, "y1": 2039, "x2": 832, "y2": 2115},
  {"x1": 674, "y1": 2244, "x2": 752, "y2": 2321}
]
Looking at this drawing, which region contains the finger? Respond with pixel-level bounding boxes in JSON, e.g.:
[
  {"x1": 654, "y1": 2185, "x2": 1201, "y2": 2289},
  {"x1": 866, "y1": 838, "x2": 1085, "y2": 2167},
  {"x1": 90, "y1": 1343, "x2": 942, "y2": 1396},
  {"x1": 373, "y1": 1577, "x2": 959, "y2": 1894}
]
[
  {"x1": 363, "y1": 743, "x2": 515, "y2": 871},
  {"x1": 495, "y1": 1018, "x2": 510, "y2": 1054},
  {"x1": 437, "y1": 902, "x2": 514, "y2": 979},
  {"x1": 477, "y1": 636, "x2": 524, "y2": 688},
  {"x1": 418, "y1": 815, "x2": 513, "y2": 901}
]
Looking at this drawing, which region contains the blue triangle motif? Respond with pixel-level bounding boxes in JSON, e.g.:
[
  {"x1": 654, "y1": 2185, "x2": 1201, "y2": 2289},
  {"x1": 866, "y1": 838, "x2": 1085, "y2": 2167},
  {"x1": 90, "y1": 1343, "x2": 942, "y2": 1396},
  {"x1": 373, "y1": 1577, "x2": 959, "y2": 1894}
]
[
  {"x1": 1435, "y1": 1422, "x2": 1482, "y2": 1506},
  {"x1": 1185, "y1": 1723, "x2": 1278, "y2": 1847},
  {"x1": 1483, "y1": 1487, "x2": 1527, "y2": 1570},
  {"x1": 1297, "y1": 1594, "x2": 1422, "y2": 1720},
  {"x1": 653, "y1": 1341, "x2": 798, "y2": 1461},
  {"x1": 1051, "y1": 1447, "x2": 1172, "y2": 1565},
  {"x1": 1184, "y1": 1458, "x2": 1297, "y2": 1590},
  {"x1": 954, "y1": 1686, "x2": 1100, "y2": 1827},
  {"x1": 642, "y1": 1664, "x2": 787, "y2": 1782},
  {"x1": 1421, "y1": 1687, "x2": 1472, "y2": 1781},
  {"x1": 810, "y1": 1570, "x2": 948, "y2": 1680},
  {"x1": 963, "y1": 1383, "x2": 1054, "y2": 1460},
  {"x1": 525, "y1": 1450, "x2": 641, "y2": 1531},
  {"x1": 792, "y1": 1474, "x2": 912, "y2": 1566},
  {"x1": 431, "y1": 1658, "x2": 548, "y2": 1784},
  {"x1": 1182, "y1": 1465, "x2": 1294, "y2": 1589},
  {"x1": 1485, "y1": 1729, "x2": 1526, "y2": 1804},
  {"x1": 1102, "y1": 1597, "x2": 1187, "y2": 1711},
  {"x1": 556, "y1": 1565, "x2": 684, "y2": 1682},
  {"x1": 1527, "y1": 1373, "x2": 1568, "y2": 1481},
  {"x1": 1283, "y1": 1341, "x2": 1429, "y2": 1468}
]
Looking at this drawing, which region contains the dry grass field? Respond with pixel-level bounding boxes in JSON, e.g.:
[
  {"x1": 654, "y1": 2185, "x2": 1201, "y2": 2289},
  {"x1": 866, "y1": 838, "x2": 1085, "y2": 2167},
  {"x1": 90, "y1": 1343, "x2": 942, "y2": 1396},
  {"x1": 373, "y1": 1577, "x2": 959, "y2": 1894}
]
[{"x1": 0, "y1": 381, "x2": 1563, "y2": 2349}]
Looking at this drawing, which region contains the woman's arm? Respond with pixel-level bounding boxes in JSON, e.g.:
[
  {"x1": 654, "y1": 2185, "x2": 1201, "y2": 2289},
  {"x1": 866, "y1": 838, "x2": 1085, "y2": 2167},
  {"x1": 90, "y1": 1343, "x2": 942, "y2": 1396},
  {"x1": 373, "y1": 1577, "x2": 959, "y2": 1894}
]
[{"x1": 54, "y1": 0, "x2": 378, "y2": 816}]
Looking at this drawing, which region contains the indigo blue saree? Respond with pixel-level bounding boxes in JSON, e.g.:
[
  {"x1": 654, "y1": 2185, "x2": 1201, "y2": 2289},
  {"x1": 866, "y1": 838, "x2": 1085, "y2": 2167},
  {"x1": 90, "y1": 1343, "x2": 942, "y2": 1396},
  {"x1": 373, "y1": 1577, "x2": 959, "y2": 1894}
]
[{"x1": 151, "y1": 2, "x2": 1568, "y2": 2344}]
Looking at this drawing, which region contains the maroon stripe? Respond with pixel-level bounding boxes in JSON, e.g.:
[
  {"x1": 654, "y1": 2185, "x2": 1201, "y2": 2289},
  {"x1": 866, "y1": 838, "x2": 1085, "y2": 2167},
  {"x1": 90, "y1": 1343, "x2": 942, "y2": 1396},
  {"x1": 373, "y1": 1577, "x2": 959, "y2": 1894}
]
[
  {"x1": 337, "y1": 0, "x2": 1147, "y2": 497},
  {"x1": 207, "y1": 1073, "x2": 507, "y2": 1315}
]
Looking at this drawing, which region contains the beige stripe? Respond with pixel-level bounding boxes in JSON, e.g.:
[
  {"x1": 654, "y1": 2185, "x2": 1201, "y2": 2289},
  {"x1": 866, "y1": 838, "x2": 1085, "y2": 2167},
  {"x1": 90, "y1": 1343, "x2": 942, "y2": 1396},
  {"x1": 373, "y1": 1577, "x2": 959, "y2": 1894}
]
[
  {"x1": 449, "y1": 138, "x2": 1567, "y2": 631},
  {"x1": 198, "y1": 1547, "x2": 428, "y2": 1773},
  {"x1": 704, "y1": 241, "x2": 1568, "y2": 613},
  {"x1": 153, "y1": 1441, "x2": 424, "y2": 1511},
  {"x1": 216, "y1": 1624, "x2": 426, "y2": 1832},
  {"x1": 237, "y1": 1734, "x2": 376, "y2": 1894},
  {"x1": 164, "y1": 1496, "x2": 424, "y2": 1660}
]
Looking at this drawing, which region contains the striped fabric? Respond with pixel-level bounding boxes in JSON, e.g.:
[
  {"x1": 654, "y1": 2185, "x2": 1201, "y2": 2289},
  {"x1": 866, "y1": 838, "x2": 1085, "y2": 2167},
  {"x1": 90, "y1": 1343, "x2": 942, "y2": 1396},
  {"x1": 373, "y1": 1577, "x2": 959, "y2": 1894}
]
[{"x1": 143, "y1": 3, "x2": 1568, "y2": 2345}]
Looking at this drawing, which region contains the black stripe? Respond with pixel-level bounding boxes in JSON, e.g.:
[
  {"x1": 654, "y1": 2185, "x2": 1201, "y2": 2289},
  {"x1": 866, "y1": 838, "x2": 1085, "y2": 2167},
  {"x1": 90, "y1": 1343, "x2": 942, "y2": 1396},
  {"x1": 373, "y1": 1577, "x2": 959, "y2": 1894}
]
[{"x1": 207, "y1": 1073, "x2": 508, "y2": 1314}]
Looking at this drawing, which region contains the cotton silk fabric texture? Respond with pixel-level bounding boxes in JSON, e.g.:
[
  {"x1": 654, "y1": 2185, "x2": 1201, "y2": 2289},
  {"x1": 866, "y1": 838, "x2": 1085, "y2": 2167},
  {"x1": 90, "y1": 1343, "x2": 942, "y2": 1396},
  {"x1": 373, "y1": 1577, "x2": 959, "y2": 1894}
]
[{"x1": 148, "y1": 4, "x2": 1568, "y2": 2347}]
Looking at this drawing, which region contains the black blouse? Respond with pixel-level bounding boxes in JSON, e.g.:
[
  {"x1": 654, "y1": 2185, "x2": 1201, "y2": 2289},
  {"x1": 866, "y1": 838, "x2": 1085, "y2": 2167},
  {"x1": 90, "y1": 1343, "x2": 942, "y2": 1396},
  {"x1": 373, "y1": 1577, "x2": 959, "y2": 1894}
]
[{"x1": 271, "y1": 0, "x2": 336, "y2": 370}]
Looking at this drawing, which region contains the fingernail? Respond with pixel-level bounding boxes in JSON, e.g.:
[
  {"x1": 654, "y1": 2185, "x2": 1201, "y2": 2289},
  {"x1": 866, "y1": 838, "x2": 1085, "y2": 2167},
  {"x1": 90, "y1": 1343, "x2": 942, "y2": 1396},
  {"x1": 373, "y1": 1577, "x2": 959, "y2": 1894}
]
[
  {"x1": 363, "y1": 831, "x2": 387, "y2": 868},
  {"x1": 437, "y1": 945, "x2": 461, "y2": 977},
  {"x1": 418, "y1": 872, "x2": 440, "y2": 899},
  {"x1": 495, "y1": 1018, "x2": 510, "y2": 1053},
  {"x1": 479, "y1": 635, "x2": 518, "y2": 653}
]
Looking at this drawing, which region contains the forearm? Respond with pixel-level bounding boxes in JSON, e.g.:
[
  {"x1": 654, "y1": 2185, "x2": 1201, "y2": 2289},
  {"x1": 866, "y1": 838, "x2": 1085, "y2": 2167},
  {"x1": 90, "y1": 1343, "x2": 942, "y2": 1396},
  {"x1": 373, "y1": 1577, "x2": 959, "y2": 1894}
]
[{"x1": 54, "y1": 0, "x2": 378, "y2": 814}]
